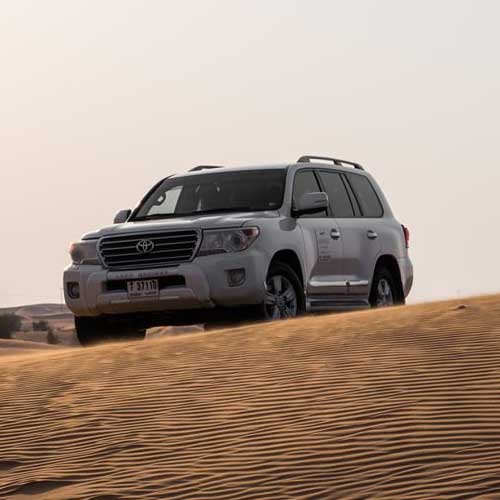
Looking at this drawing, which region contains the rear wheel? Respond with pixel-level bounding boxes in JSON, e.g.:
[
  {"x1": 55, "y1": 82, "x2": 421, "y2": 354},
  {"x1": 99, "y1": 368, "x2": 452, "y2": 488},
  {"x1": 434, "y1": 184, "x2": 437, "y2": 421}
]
[
  {"x1": 75, "y1": 316, "x2": 146, "y2": 346},
  {"x1": 369, "y1": 266, "x2": 404, "y2": 308}
]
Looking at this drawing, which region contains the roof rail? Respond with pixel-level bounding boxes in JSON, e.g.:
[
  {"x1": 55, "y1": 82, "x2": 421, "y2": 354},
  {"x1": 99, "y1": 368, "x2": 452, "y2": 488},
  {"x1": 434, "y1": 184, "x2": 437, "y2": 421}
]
[
  {"x1": 297, "y1": 155, "x2": 364, "y2": 171},
  {"x1": 189, "y1": 165, "x2": 224, "y2": 172}
]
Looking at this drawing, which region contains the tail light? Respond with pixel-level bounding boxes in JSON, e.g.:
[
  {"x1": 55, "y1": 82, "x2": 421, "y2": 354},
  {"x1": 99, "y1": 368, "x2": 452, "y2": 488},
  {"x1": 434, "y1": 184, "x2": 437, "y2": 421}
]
[{"x1": 402, "y1": 225, "x2": 410, "y2": 249}]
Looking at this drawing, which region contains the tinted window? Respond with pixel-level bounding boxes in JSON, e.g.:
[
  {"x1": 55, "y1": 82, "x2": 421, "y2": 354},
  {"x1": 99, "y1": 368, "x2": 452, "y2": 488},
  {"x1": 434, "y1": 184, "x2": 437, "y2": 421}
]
[
  {"x1": 293, "y1": 170, "x2": 326, "y2": 217},
  {"x1": 342, "y1": 175, "x2": 362, "y2": 216},
  {"x1": 133, "y1": 169, "x2": 287, "y2": 220},
  {"x1": 345, "y1": 173, "x2": 383, "y2": 217},
  {"x1": 318, "y1": 171, "x2": 354, "y2": 217}
]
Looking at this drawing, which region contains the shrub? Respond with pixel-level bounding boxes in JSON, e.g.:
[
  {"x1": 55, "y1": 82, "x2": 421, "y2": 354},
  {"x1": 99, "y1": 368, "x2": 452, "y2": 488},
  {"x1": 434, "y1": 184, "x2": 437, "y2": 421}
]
[
  {"x1": 0, "y1": 314, "x2": 22, "y2": 339},
  {"x1": 33, "y1": 320, "x2": 50, "y2": 332},
  {"x1": 46, "y1": 327, "x2": 58, "y2": 345}
]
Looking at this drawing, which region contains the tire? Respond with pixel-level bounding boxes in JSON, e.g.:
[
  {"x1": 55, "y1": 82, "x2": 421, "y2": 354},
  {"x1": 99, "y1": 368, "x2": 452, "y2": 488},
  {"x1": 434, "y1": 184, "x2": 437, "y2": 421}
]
[
  {"x1": 369, "y1": 266, "x2": 405, "y2": 308},
  {"x1": 75, "y1": 316, "x2": 146, "y2": 346},
  {"x1": 259, "y1": 262, "x2": 305, "y2": 320}
]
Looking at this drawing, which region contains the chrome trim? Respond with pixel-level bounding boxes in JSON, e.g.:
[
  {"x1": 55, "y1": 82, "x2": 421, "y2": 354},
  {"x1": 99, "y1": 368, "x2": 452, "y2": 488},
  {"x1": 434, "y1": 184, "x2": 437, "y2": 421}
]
[
  {"x1": 309, "y1": 279, "x2": 347, "y2": 288},
  {"x1": 308, "y1": 279, "x2": 369, "y2": 288},
  {"x1": 347, "y1": 280, "x2": 369, "y2": 287}
]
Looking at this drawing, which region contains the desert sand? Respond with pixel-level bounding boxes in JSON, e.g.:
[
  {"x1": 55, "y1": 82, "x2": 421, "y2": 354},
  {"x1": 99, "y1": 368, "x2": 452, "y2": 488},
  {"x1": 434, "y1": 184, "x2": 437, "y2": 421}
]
[
  {"x1": 2, "y1": 295, "x2": 500, "y2": 499},
  {"x1": 0, "y1": 339, "x2": 61, "y2": 358}
]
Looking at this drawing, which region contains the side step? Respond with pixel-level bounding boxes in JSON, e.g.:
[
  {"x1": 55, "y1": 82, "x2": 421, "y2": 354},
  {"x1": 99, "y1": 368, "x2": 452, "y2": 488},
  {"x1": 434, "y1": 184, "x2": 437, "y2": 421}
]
[{"x1": 307, "y1": 296, "x2": 370, "y2": 313}]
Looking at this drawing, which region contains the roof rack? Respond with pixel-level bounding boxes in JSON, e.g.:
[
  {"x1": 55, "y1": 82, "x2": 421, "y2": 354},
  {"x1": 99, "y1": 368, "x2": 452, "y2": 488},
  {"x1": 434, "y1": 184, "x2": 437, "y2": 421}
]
[
  {"x1": 297, "y1": 155, "x2": 364, "y2": 171},
  {"x1": 189, "y1": 165, "x2": 224, "y2": 172}
]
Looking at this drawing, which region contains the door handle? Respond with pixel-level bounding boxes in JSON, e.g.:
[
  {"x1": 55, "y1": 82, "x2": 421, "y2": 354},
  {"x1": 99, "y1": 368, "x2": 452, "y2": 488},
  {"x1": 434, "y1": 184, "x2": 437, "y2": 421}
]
[
  {"x1": 367, "y1": 230, "x2": 378, "y2": 239},
  {"x1": 330, "y1": 229, "x2": 341, "y2": 240}
]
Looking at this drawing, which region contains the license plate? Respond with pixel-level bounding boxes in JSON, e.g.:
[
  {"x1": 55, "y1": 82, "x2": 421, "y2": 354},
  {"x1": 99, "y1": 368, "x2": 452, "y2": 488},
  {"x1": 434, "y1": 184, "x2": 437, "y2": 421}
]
[{"x1": 127, "y1": 279, "x2": 159, "y2": 299}]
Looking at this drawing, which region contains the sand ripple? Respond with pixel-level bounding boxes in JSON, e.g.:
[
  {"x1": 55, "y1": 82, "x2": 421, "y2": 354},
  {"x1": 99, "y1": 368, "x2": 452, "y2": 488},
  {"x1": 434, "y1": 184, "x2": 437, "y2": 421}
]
[{"x1": 1, "y1": 296, "x2": 500, "y2": 499}]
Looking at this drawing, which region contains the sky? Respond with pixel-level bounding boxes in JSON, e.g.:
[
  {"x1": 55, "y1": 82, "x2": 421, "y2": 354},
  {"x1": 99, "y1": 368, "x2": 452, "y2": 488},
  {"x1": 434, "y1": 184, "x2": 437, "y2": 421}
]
[{"x1": 1, "y1": 0, "x2": 499, "y2": 307}]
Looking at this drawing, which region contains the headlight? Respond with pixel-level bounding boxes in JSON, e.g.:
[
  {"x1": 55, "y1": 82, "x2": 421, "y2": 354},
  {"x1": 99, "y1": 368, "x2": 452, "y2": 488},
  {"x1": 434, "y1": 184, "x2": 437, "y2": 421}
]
[
  {"x1": 198, "y1": 227, "x2": 260, "y2": 256},
  {"x1": 69, "y1": 240, "x2": 100, "y2": 265}
]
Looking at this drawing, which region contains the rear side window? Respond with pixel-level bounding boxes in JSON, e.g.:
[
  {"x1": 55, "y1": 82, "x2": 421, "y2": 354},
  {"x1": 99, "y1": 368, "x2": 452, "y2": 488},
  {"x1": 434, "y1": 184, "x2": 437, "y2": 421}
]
[
  {"x1": 293, "y1": 170, "x2": 327, "y2": 217},
  {"x1": 317, "y1": 171, "x2": 354, "y2": 217},
  {"x1": 345, "y1": 173, "x2": 383, "y2": 217}
]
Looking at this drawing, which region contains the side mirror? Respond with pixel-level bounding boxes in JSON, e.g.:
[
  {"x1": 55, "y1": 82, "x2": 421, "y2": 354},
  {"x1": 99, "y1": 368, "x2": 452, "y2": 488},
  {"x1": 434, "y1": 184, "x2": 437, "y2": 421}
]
[
  {"x1": 293, "y1": 192, "x2": 329, "y2": 217},
  {"x1": 113, "y1": 209, "x2": 132, "y2": 224}
]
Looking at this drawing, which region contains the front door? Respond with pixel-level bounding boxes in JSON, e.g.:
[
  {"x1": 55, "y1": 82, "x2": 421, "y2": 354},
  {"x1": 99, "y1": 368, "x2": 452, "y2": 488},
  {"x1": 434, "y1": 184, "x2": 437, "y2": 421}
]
[{"x1": 293, "y1": 169, "x2": 345, "y2": 297}]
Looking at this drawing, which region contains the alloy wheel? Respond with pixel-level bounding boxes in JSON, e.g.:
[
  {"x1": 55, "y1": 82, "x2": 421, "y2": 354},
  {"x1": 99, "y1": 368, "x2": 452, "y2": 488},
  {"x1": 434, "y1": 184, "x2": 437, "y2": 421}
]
[{"x1": 264, "y1": 274, "x2": 298, "y2": 319}]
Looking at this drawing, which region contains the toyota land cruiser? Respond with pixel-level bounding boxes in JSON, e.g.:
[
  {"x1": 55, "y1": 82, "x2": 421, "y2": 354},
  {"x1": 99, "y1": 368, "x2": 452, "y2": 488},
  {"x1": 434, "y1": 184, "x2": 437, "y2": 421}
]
[{"x1": 64, "y1": 155, "x2": 413, "y2": 345}]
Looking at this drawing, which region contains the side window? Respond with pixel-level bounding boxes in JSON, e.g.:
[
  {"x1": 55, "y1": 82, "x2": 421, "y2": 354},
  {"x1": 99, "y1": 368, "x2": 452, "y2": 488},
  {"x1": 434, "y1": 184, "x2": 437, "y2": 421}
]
[
  {"x1": 345, "y1": 173, "x2": 383, "y2": 217},
  {"x1": 317, "y1": 171, "x2": 354, "y2": 218},
  {"x1": 342, "y1": 174, "x2": 362, "y2": 216},
  {"x1": 293, "y1": 170, "x2": 327, "y2": 217}
]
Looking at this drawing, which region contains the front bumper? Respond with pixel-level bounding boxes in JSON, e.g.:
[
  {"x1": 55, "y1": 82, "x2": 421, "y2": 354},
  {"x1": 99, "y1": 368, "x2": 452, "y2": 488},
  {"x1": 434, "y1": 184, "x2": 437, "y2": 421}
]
[{"x1": 64, "y1": 250, "x2": 268, "y2": 317}]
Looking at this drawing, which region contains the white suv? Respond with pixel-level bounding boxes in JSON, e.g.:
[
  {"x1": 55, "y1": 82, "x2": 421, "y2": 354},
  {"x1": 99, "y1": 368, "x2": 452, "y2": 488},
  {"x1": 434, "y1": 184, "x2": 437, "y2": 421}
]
[{"x1": 64, "y1": 155, "x2": 413, "y2": 345}]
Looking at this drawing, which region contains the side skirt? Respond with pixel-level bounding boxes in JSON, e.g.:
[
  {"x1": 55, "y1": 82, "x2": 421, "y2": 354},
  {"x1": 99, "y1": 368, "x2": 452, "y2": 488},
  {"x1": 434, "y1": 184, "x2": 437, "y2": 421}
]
[{"x1": 306, "y1": 295, "x2": 370, "y2": 313}]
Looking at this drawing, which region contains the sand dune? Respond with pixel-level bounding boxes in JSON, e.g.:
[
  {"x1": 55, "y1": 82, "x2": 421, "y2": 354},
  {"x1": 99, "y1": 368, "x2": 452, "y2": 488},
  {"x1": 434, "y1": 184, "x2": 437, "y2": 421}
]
[
  {"x1": 1, "y1": 303, "x2": 77, "y2": 347},
  {"x1": 0, "y1": 339, "x2": 63, "y2": 358},
  {"x1": 2, "y1": 296, "x2": 500, "y2": 499},
  {"x1": 0, "y1": 303, "x2": 70, "y2": 318}
]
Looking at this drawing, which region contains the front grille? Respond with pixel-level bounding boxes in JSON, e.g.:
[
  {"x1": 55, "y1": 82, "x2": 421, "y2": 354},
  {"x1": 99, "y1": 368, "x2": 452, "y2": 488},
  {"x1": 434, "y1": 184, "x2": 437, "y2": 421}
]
[{"x1": 99, "y1": 230, "x2": 199, "y2": 269}]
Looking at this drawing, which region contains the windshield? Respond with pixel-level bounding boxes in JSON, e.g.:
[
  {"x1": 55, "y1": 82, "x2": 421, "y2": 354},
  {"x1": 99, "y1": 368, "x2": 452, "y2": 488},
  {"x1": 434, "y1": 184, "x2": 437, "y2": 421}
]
[{"x1": 133, "y1": 169, "x2": 287, "y2": 220}]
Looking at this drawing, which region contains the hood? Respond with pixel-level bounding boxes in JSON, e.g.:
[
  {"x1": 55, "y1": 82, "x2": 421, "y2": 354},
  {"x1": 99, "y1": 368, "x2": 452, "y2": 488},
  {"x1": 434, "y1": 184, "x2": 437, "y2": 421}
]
[{"x1": 82, "y1": 211, "x2": 279, "y2": 239}]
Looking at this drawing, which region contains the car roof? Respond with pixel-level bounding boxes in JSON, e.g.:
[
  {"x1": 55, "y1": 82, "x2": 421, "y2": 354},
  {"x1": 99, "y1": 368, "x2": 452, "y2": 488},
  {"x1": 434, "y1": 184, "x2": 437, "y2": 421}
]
[
  {"x1": 171, "y1": 162, "x2": 368, "y2": 179},
  {"x1": 170, "y1": 164, "x2": 290, "y2": 178},
  {"x1": 289, "y1": 161, "x2": 368, "y2": 175}
]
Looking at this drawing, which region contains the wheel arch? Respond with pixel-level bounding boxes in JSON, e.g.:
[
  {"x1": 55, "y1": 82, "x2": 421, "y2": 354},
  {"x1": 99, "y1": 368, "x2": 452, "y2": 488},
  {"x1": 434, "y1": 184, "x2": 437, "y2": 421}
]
[{"x1": 269, "y1": 249, "x2": 304, "y2": 289}]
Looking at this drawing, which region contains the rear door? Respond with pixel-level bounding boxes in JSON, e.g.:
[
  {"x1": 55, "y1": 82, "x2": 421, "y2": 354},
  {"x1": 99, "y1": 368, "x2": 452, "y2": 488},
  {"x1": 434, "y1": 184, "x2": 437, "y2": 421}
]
[
  {"x1": 292, "y1": 169, "x2": 345, "y2": 297},
  {"x1": 317, "y1": 169, "x2": 381, "y2": 300}
]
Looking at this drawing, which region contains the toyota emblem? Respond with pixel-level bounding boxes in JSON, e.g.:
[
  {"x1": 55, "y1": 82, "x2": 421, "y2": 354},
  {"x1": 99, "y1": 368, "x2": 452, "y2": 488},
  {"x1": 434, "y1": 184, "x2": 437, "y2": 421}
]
[{"x1": 136, "y1": 239, "x2": 155, "y2": 254}]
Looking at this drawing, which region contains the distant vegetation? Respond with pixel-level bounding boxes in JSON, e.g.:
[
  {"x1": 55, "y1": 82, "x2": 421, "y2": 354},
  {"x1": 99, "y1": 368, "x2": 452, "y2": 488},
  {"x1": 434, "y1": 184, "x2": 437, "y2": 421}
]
[
  {"x1": 33, "y1": 319, "x2": 59, "y2": 344},
  {"x1": 46, "y1": 328, "x2": 58, "y2": 345},
  {"x1": 0, "y1": 314, "x2": 22, "y2": 339},
  {"x1": 32, "y1": 319, "x2": 50, "y2": 331}
]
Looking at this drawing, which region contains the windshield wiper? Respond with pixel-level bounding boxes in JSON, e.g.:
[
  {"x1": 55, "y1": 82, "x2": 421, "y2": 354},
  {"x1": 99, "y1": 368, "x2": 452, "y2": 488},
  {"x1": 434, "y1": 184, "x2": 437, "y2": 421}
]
[
  {"x1": 132, "y1": 213, "x2": 181, "y2": 221},
  {"x1": 177, "y1": 207, "x2": 255, "y2": 216},
  {"x1": 132, "y1": 207, "x2": 256, "y2": 222}
]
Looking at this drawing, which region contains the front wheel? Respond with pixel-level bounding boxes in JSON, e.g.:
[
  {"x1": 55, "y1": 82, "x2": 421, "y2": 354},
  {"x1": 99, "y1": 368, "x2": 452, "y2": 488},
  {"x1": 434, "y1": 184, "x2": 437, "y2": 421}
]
[
  {"x1": 261, "y1": 262, "x2": 304, "y2": 320},
  {"x1": 75, "y1": 316, "x2": 146, "y2": 346}
]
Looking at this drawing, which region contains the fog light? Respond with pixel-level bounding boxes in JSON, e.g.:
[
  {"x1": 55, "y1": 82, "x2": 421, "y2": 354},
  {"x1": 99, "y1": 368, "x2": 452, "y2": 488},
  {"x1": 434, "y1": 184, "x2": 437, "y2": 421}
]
[
  {"x1": 226, "y1": 268, "x2": 246, "y2": 287},
  {"x1": 67, "y1": 282, "x2": 80, "y2": 299}
]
